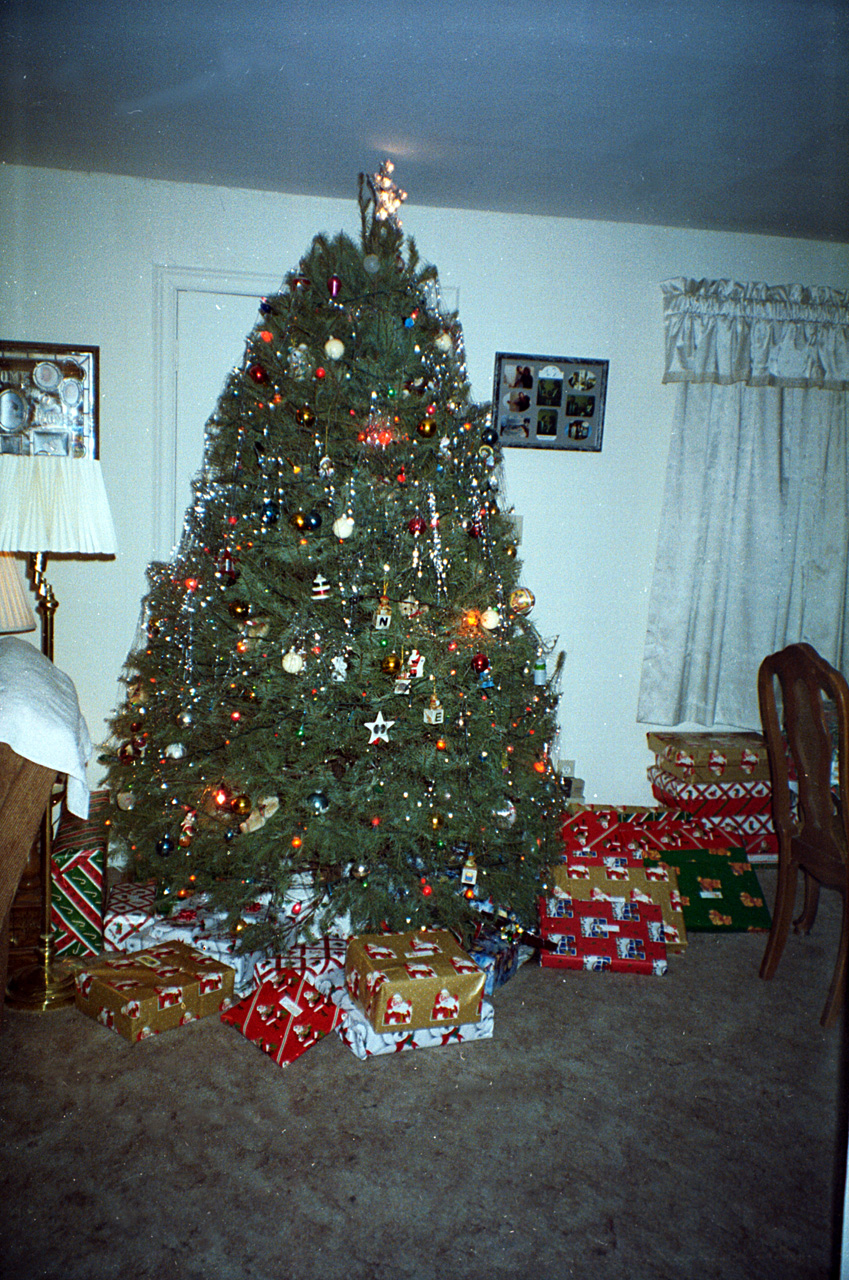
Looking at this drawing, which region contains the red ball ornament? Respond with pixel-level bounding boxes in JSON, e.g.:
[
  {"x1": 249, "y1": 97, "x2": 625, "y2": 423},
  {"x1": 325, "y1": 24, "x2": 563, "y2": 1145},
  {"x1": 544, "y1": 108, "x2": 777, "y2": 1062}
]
[
  {"x1": 328, "y1": 275, "x2": 341, "y2": 298},
  {"x1": 422, "y1": 883, "x2": 433, "y2": 897},
  {"x1": 247, "y1": 364, "x2": 268, "y2": 384},
  {"x1": 468, "y1": 521, "x2": 483, "y2": 539},
  {"x1": 408, "y1": 515, "x2": 427, "y2": 536},
  {"x1": 471, "y1": 653, "x2": 490, "y2": 674},
  {"x1": 315, "y1": 367, "x2": 326, "y2": 380}
]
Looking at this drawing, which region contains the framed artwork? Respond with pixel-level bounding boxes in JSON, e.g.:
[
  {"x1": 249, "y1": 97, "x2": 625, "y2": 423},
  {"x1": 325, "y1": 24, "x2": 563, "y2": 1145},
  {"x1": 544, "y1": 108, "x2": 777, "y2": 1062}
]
[
  {"x1": 0, "y1": 340, "x2": 99, "y2": 458},
  {"x1": 492, "y1": 352, "x2": 608, "y2": 451}
]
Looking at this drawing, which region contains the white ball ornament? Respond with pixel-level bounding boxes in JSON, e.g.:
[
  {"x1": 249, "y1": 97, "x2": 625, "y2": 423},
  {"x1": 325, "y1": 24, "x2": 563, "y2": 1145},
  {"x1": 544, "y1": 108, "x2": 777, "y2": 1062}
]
[
  {"x1": 324, "y1": 337, "x2": 345, "y2": 361},
  {"x1": 363, "y1": 254, "x2": 380, "y2": 275},
  {"x1": 434, "y1": 331, "x2": 453, "y2": 353},
  {"x1": 332, "y1": 515, "x2": 355, "y2": 539},
  {"x1": 282, "y1": 649, "x2": 306, "y2": 674},
  {"x1": 480, "y1": 608, "x2": 501, "y2": 630}
]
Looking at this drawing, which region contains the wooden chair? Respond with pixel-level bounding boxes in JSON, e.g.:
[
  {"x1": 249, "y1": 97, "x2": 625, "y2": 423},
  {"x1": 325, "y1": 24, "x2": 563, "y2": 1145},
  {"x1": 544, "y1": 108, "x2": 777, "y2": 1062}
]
[{"x1": 758, "y1": 643, "x2": 849, "y2": 1027}]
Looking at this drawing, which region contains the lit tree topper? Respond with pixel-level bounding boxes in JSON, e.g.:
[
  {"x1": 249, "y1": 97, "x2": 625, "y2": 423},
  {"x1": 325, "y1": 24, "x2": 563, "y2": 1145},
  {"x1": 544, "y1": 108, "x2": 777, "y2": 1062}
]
[{"x1": 370, "y1": 160, "x2": 407, "y2": 227}]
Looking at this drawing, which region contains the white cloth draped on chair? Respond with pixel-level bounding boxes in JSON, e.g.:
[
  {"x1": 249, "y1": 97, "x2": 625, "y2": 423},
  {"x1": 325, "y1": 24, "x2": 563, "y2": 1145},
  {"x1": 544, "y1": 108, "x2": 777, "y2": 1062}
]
[{"x1": 638, "y1": 278, "x2": 849, "y2": 728}]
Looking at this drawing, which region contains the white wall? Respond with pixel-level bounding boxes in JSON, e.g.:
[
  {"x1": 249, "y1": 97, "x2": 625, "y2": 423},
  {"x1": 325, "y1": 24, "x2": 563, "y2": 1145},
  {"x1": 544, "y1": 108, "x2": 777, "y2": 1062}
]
[{"x1": 2, "y1": 164, "x2": 848, "y2": 802}]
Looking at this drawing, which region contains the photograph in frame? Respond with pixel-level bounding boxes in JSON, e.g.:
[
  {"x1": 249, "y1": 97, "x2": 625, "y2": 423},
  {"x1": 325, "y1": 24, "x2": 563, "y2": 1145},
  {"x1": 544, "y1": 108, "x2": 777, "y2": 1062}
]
[
  {"x1": 492, "y1": 352, "x2": 608, "y2": 452},
  {"x1": 0, "y1": 340, "x2": 99, "y2": 459}
]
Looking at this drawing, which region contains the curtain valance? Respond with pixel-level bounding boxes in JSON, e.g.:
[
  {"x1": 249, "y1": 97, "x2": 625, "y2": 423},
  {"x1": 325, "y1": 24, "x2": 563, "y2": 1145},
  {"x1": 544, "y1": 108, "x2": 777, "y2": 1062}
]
[{"x1": 662, "y1": 278, "x2": 849, "y2": 390}]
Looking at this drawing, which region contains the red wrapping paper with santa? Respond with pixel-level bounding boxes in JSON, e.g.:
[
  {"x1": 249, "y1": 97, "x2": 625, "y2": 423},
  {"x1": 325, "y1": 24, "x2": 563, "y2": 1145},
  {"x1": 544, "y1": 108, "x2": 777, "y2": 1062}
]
[{"x1": 345, "y1": 930, "x2": 485, "y2": 1034}]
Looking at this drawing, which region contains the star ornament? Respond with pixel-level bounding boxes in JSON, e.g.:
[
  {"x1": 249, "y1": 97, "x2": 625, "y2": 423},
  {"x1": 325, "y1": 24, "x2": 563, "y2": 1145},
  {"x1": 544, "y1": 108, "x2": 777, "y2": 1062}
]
[
  {"x1": 365, "y1": 709, "x2": 395, "y2": 744},
  {"x1": 371, "y1": 160, "x2": 407, "y2": 227}
]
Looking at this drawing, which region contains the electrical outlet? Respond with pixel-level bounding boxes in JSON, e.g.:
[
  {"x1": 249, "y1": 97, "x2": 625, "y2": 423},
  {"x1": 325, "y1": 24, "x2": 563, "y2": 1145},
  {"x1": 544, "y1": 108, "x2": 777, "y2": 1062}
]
[{"x1": 560, "y1": 759, "x2": 575, "y2": 777}]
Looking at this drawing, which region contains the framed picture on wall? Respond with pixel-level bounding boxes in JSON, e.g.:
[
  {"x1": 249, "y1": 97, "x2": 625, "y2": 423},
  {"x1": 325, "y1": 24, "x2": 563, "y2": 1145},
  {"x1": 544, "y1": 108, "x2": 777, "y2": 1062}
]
[
  {"x1": 0, "y1": 340, "x2": 99, "y2": 459},
  {"x1": 492, "y1": 352, "x2": 608, "y2": 452}
]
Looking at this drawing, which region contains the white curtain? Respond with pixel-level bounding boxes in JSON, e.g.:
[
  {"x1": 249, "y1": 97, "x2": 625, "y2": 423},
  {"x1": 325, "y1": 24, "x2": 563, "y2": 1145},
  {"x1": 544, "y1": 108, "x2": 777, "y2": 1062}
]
[{"x1": 638, "y1": 278, "x2": 849, "y2": 728}]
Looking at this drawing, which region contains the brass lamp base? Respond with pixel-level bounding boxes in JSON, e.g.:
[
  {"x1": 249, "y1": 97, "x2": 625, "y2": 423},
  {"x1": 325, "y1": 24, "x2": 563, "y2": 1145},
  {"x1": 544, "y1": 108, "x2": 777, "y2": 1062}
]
[{"x1": 6, "y1": 937, "x2": 75, "y2": 1012}]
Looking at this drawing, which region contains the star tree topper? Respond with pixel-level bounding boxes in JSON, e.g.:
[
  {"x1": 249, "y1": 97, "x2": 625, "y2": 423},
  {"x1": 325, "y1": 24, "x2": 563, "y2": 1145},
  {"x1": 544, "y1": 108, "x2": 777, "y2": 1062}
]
[{"x1": 365, "y1": 709, "x2": 395, "y2": 744}]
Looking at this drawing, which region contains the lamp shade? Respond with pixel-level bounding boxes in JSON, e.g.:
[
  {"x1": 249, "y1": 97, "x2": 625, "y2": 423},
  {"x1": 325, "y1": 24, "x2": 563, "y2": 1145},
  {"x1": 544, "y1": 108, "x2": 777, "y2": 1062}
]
[
  {"x1": 0, "y1": 456, "x2": 117, "y2": 554},
  {"x1": 0, "y1": 554, "x2": 37, "y2": 633}
]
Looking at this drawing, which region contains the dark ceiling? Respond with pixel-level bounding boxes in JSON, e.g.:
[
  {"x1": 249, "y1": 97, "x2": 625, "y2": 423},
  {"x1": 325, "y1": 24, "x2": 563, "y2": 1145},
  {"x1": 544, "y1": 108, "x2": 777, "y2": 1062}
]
[{"x1": 2, "y1": 0, "x2": 848, "y2": 241}]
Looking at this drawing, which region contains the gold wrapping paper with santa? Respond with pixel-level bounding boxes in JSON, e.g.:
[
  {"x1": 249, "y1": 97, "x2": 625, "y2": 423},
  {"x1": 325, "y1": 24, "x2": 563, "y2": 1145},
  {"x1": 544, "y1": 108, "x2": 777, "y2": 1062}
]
[
  {"x1": 345, "y1": 930, "x2": 485, "y2": 1034},
  {"x1": 73, "y1": 942, "x2": 235, "y2": 1043}
]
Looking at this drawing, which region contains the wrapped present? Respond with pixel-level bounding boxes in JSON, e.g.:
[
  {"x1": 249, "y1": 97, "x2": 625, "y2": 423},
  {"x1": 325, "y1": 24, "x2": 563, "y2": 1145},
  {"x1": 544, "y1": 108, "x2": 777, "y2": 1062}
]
[
  {"x1": 647, "y1": 850, "x2": 771, "y2": 932},
  {"x1": 466, "y1": 925, "x2": 533, "y2": 994},
  {"x1": 50, "y1": 791, "x2": 109, "y2": 958},
  {"x1": 548, "y1": 861, "x2": 687, "y2": 952},
  {"x1": 73, "y1": 942, "x2": 235, "y2": 1043},
  {"x1": 253, "y1": 937, "x2": 348, "y2": 989},
  {"x1": 103, "y1": 880, "x2": 157, "y2": 949},
  {"x1": 648, "y1": 765, "x2": 777, "y2": 857},
  {"x1": 538, "y1": 896, "x2": 668, "y2": 976},
  {"x1": 646, "y1": 731, "x2": 770, "y2": 783},
  {"x1": 559, "y1": 806, "x2": 733, "y2": 861},
  {"x1": 331, "y1": 988, "x2": 494, "y2": 1059},
  {"x1": 221, "y1": 968, "x2": 343, "y2": 1067},
  {"x1": 345, "y1": 929, "x2": 485, "y2": 1034},
  {"x1": 136, "y1": 900, "x2": 266, "y2": 995}
]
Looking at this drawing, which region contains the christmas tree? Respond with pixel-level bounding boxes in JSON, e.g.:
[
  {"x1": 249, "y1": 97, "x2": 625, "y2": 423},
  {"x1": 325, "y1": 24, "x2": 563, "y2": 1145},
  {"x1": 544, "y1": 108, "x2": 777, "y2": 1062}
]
[{"x1": 103, "y1": 164, "x2": 563, "y2": 953}]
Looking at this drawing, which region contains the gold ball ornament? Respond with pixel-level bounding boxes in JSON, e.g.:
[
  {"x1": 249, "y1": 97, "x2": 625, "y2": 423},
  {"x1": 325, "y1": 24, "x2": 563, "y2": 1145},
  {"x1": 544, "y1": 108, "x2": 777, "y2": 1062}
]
[
  {"x1": 416, "y1": 419, "x2": 437, "y2": 438},
  {"x1": 230, "y1": 794, "x2": 253, "y2": 817},
  {"x1": 509, "y1": 587, "x2": 535, "y2": 614},
  {"x1": 380, "y1": 653, "x2": 402, "y2": 676}
]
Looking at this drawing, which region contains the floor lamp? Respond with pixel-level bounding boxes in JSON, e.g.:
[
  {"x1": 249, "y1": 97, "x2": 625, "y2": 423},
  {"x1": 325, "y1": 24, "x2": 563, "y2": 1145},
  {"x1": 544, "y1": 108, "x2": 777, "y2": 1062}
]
[{"x1": 0, "y1": 455, "x2": 117, "y2": 1011}]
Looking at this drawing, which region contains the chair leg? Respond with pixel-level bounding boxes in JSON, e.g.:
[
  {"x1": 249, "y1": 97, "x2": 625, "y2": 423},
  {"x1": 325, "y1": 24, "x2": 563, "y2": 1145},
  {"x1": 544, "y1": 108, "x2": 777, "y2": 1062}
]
[
  {"x1": 821, "y1": 893, "x2": 849, "y2": 1028},
  {"x1": 793, "y1": 871, "x2": 821, "y2": 935},
  {"x1": 760, "y1": 855, "x2": 799, "y2": 980}
]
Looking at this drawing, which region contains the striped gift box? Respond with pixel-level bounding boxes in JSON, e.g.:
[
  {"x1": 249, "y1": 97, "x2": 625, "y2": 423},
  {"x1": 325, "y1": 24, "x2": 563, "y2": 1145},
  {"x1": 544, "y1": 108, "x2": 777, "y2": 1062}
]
[{"x1": 50, "y1": 790, "x2": 109, "y2": 958}]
